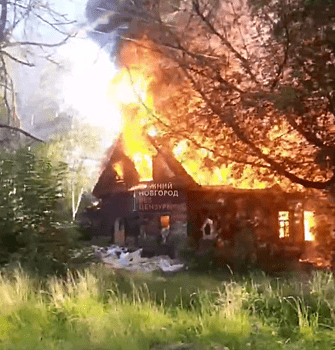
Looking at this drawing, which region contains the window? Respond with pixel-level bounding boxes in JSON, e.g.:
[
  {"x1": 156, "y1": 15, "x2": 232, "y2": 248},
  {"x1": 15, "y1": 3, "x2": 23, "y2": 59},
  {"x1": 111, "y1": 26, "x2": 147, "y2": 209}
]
[
  {"x1": 160, "y1": 215, "x2": 170, "y2": 244},
  {"x1": 279, "y1": 211, "x2": 289, "y2": 238},
  {"x1": 304, "y1": 211, "x2": 315, "y2": 241},
  {"x1": 160, "y1": 215, "x2": 170, "y2": 228}
]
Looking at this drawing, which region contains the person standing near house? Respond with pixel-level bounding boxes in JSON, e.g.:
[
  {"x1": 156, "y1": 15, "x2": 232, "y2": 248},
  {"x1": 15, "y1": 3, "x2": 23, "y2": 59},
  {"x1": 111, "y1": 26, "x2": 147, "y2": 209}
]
[{"x1": 160, "y1": 226, "x2": 170, "y2": 244}]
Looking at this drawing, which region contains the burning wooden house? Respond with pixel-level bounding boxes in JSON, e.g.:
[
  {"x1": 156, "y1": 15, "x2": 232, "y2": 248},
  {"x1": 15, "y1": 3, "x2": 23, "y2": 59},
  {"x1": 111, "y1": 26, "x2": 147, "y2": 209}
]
[
  {"x1": 82, "y1": 133, "x2": 314, "y2": 268},
  {"x1": 89, "y1": 135, "x2": 197, "y2": 257}
]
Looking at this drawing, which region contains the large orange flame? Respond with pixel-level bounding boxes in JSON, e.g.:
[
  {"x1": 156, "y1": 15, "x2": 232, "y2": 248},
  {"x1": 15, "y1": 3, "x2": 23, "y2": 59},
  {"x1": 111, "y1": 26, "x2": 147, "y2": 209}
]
[
  {"x1": 107, "y1": 57, "x2": 157, "y2": 181},
  {"x1": 105, "y1": 39, "x2": 305, "y2": 191}
]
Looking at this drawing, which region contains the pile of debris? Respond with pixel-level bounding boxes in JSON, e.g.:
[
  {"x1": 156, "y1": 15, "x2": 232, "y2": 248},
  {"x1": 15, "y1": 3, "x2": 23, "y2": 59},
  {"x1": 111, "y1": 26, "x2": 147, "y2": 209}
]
[{"x1": 93, "y1": 245, "x2": 185, "y2": 273}]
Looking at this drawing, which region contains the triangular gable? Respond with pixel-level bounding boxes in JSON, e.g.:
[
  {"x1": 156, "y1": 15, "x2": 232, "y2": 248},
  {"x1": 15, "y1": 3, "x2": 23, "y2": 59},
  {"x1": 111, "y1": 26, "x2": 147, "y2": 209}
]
[
  {"x1": 148, "y1": 135, "x2": 200, "y2": 188},
  {"x1": 92, "y1": 135, "x2": 139, "y2": 199},
  {"x1": 92, "y1": 133, "x2": 200, "y2": 199}
]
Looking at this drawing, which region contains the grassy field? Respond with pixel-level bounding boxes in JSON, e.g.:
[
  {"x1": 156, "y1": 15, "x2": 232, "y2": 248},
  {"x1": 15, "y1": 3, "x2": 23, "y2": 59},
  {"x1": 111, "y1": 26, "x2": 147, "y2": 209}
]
[{"x1": 1, "y1": 265, "x2": 335, "y2": 350}]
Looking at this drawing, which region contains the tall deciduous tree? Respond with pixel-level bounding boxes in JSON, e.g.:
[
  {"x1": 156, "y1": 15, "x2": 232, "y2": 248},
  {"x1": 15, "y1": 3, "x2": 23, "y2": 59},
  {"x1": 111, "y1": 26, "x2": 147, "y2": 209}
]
[
  {"x1": 116, "y1": 0, "x2": 335, "y2": 191},
  {"x1": 0, "y1": 0, "x2": 77, "y2": 146}
]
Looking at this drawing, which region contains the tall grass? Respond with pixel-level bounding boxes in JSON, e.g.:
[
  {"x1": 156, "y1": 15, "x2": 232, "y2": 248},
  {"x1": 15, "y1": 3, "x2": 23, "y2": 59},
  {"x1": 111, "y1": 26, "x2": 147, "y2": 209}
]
[{"x1": 1, "y1": 266, "x2": 335, "y2": 349}]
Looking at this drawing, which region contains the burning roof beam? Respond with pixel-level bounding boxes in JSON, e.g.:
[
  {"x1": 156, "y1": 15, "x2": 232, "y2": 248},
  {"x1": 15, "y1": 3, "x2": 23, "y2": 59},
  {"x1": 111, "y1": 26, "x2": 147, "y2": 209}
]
[
  {"x1": 147, "y1": 135, "x2": 201, "y2": 188},
  {"x1": 92, "y1": 134, "x2": 140, "y2": 198}
]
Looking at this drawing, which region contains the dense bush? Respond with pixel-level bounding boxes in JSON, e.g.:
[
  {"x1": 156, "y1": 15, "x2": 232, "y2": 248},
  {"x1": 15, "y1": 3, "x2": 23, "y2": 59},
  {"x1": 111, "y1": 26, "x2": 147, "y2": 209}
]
[{"x1": 0, "y1": 147, "x2": 79, "y2": 275}]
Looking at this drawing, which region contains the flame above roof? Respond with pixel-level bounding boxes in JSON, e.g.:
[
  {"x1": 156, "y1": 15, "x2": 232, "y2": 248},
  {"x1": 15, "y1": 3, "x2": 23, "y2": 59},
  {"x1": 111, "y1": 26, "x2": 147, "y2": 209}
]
[{"x1": 92, "y1": 134, "x2": 200, "y2": 199}]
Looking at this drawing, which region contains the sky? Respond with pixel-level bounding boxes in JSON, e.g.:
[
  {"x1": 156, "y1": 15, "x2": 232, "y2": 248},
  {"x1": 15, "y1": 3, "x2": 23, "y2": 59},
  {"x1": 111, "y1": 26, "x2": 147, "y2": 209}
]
[
  {"x1": 9, "y1": 0, "x2": 126, "y2": 142},
  {"x1": 3, "y1": 0, "x2": 140, "y2": 189}
]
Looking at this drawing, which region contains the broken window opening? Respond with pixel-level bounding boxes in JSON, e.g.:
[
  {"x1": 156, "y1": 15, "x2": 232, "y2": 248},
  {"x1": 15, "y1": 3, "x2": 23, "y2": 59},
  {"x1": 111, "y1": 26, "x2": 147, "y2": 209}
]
[
  {"x1": 160, "y1": 215, "x2": 170, "y2": 243},
  {"x1": 304, "y1": 211, "x2": 315, "y2": 241},
  {"x1": 279, "y1": 211, "x2": 289, "y2": 238}
]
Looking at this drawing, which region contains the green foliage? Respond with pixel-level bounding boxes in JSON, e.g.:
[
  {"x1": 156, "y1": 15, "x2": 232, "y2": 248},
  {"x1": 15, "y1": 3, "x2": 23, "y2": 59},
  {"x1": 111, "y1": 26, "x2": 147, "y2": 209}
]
[
  {"x1": 1, "y1": 267, "x2": 335, "y2": 349},
  {"x1": 145, "y1": 0, "x2": 335, "y2": 190},
  {"x1": 0, "y1": 147, "x2": 78, "y2": 275},
  {"x1": 35, "y1": 121, "x2": 110, "y2": 217}
]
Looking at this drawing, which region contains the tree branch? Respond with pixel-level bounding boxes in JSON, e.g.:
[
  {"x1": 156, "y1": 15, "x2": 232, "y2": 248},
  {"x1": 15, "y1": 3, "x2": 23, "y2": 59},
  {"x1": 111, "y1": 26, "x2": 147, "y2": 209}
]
[
  {"x1": 0, "y1": 124, "x2": 45, "y2": 142},
  {"x1": 0, "y1": 54, "x2": 12, "y2": 122},
  {"x1": 0, "y1": 0, "x2": 7, "y2": 42},
  {"x1": 184, "y1": 67, "x2": 335, "y2": 189},
  {"x1": 286, "y1": 113, "x2": 331, "y2": 150},
  {"x1": 1, "y1": 50, "x2": 34, "y2": 66},
  {"x1": 125, "y1": 67, "x2": 272, "y2": 171},
  {"x1": 120, "y1": 35, "x2": 220, "y2": 61},
  {"x1": 6, "y1": 33, "x2": 74, "y2": 48},
  {"x1": 192, "y1": 0, "x2": 258, "y2": 83},
  {"x1": 271, "y1": 24, "x2": 290, "y2": 90},
  {"x1": 33, "y1": 12, "x2": 75, "y2": 36}
]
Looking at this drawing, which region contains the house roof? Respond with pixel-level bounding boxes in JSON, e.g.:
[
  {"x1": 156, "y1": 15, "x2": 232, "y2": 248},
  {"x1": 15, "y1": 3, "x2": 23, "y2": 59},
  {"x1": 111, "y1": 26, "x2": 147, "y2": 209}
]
[
  {"x1": 148, "y1": 135, "x2": 200, "y2": 188},
  {"x1": 92, "y1": 134, "x2": 199, "y2": 199},
  {"x1": 92, "y1": 135, "x2": 139, "y2": 198},
  {"x1": 92, "y1": 134, "x2": 307, "y2": 202}
]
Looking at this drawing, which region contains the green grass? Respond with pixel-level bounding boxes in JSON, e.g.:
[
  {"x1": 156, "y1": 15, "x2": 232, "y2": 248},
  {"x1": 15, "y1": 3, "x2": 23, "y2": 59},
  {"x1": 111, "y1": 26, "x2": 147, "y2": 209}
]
[{"x1": 1, "y1": 266, "x2": 335, "y2": 350}]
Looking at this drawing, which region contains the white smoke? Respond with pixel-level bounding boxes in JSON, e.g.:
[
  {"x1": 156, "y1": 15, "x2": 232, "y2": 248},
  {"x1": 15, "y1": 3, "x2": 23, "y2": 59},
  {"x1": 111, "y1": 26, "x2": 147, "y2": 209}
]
[
  {"x1": 56, "y1": 35, "x2": 122, "y2": 136},
  {"x1": 5, "y1": 0, "x2": 127, "y2": 193},
  {"x1": 5, "y1": 1, "x2": 126, "y2": 151}
]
